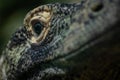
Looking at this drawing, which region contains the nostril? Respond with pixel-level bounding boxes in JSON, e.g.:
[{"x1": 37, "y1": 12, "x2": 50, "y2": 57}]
[{"x1": 91, "y1": 2, "x2": 104, "y2": 12}]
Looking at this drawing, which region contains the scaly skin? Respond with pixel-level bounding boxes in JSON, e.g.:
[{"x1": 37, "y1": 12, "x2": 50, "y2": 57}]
[{"x1": 0, "y1": 0, "x2": 120, "y2": 80}]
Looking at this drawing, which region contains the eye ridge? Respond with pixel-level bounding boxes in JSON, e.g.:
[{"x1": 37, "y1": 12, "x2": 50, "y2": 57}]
[{"x1": 32, "y1": 21, "x2": 44, "y2": 36}]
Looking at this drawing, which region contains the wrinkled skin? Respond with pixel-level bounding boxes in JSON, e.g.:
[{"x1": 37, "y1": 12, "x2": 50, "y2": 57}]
[{"x1": 0, "y1": 0, "x2": 120, "y2": 80}]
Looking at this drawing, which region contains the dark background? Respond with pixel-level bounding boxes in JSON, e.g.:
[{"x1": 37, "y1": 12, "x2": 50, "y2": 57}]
[{"x1": 0, "y1": 0, "x2": 79, "y2": 54}]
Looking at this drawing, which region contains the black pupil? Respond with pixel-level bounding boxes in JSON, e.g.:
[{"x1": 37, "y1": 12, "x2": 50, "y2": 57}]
[{"x1": 33, "y1": 22, "x2": 43, "y2": 35}]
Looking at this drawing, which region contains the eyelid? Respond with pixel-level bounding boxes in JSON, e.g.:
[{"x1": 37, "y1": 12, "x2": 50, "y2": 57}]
[{"x1": 30, "y1": 15, "x2": 49, "y2": 25}]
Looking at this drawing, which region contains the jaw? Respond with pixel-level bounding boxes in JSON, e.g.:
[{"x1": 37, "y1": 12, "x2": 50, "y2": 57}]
[{"x1": 44, "y1": 22, "x2": 120, "y2": 79}]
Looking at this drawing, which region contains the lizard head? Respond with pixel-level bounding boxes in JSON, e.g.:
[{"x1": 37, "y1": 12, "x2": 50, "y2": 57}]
[
  {"x1": 3, "y1": 0, "x2": 119, "y2": 79},
  {"x1": 4, "y1": 3, "x2": 80, "y2": 79}
]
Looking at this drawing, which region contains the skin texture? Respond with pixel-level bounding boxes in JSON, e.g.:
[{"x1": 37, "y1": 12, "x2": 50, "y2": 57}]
[{"x1": 0, "y1": 0, "x2": 120, "y2": 80}]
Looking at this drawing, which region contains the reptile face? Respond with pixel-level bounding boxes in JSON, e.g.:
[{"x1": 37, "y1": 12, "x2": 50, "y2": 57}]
[
  {"x1": 3, "y1": 3, "x2": 80, "y2": 80},
  {"x1": 1, "y1": 0, "x2": 120, "y2": 80}
]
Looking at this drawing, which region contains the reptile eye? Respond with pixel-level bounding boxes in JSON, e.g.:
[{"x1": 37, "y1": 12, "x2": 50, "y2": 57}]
[
  {"x1": 91, "y1": 2, "x2": 103, "y2": 12},
  {"x1": 31, "y1": 20, "x2": 44, "y2": 36}
]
